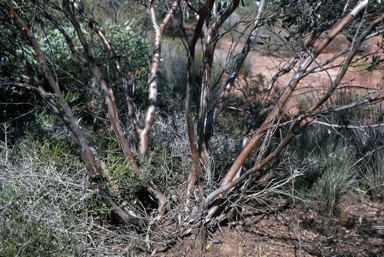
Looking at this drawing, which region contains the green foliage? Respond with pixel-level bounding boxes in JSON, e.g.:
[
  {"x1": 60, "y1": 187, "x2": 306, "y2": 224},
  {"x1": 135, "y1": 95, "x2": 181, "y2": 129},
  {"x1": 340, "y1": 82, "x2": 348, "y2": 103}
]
[
  {"x1": 0, "y1": 204, "x2": 83, "y2": 257},
  {"x1": 312, "y1": 148, "x2": 356, "y2": 216},
  {"x1": 141, "y1": 146, "x2": 183, "y2": 191},
  {"x1": 0, "y1": 2, "x2": 150, "y2": 134},
  {"x1": 40, "y1": 27, "x2": 74, "y2": 61},
  {"x1": 1, "y1": 1, "x2": 383, "y2": 250},
  {"x1": 63, "y1": 90, "x2": 81, "y2": 103},
  {"x1": 37, "y1": 15, "x2": 149, "y2": 105},
  {"x1": 359, "y1": 148, "x2": 384, "y2": 202},
  {"x1": 286, "y1": 129, "x2": 357, "y2": 216},
  {"x1": 216, "y1": 114, "x2": 246, "y2": 136},
  {"x1": 286, "y1": 92, "x2": 384, "y2": 216},
  {"x1": 18, "y1": 112, "x2": 80, "y2": 167},
  {"x1": 107, "y1": 153, "x2": 144, "y2": 195},
  {"x1": 0, "y1": 147, "x2": 85, "y2": 256},
  {"x1": 103, "y1": 142, "x2": 185, "y2": 198},
  {"x1": 88, "y1": 129, "x2": 144, "y2": 196},
  {"x1": 352, "y1": 127, "x2": 384, "y2": 202},
  {"x1": 0, "y1": 125, "x2": 131, "y2": 255},
  {"x1": 98, "y1": 19, "x2": 150, "y2": 87}
]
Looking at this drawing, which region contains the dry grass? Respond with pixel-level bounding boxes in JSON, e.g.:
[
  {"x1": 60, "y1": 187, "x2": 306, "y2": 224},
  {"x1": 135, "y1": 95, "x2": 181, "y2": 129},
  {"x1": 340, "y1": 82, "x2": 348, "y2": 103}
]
[{"x1": 0, "y1": 125, "x2": 141, "y2": 256}]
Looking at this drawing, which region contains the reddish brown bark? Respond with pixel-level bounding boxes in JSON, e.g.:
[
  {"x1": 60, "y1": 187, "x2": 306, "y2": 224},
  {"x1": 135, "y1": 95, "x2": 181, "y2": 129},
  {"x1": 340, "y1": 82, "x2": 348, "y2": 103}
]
[{"x1": 220, "y1": 0, "x2": 370, "y2": 188}]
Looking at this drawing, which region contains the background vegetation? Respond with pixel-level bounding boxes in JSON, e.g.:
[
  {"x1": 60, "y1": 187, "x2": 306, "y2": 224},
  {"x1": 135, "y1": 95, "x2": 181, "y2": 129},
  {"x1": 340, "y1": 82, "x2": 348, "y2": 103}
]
[{"x1": 1, "y1": 0, "x2": 383, "y2": 255}]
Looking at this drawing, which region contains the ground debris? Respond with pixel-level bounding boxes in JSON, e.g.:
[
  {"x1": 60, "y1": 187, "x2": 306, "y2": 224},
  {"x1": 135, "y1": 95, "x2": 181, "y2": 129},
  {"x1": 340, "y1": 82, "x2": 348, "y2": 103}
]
[{"x1": 164, "y1": 194, "x2": 384, "y2": 256}]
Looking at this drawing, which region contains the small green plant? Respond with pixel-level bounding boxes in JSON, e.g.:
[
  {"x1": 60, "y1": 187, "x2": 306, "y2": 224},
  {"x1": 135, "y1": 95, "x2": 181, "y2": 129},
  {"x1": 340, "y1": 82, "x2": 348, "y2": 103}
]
[
  {"x1": 312, "y1": 148, "x2": 356, "y2": 216},
  {"x1": 359, "y1": 146, "x2": 384, "y2": 202},
  {"x1": 286, "y1": 125, "x2": 358, "y2": 216},
  {"x1": 141, "y1": 146, "x2": 184, "y2": 191},
  {"x1": 0, "y1": 162, "x2": 85, "y2": 256},
  {"x1": 17, "y1": 112, "x2": 80, "y2": 169},
  {"x1": 106, "y1": 153, "x2": 144, "y2": 195},
  {"x1": 0, "y1": 206, "x2": 83, "y2": 257}
]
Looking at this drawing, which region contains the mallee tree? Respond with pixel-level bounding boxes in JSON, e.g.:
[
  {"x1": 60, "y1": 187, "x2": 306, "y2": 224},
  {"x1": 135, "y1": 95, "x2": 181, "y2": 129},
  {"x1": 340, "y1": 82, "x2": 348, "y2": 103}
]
[{"x1": 1, "y1": 0, "x2": 383, "y2": 248}]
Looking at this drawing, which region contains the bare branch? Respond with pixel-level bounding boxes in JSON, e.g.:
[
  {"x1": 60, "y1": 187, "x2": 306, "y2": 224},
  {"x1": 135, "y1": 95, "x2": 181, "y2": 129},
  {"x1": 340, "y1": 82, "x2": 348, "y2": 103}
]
[
  {"x1": 219, "y1": 0, "x2": 370, "y2": 192},
  {"x1": 62, "y1": 0, "x2": 141, "y2": 173},
  {"x1": 3, "y1": 0, "x2": 143, "y2": 225},
  {"x1": 311, "y1": 120, "x2": 384, "y2": 131},
  {"x1": 138, "y1": 0, "x2": 179, "y2": 155}
]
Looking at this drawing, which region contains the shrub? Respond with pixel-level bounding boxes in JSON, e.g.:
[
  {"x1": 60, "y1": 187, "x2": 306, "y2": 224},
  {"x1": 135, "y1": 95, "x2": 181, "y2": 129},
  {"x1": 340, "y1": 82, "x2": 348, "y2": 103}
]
[
  {"x1": 0, "y1": 141, "x2": 86, "y2": 256},
  {"x1": 0, "y1": 127, "x2": 139, "y2": 256},
  {"x1": 358, "y1": 148, "x2": 384, "y2": 202},
  {"x1": 285, "y1": 120, "x2": 351, "y2": 208},
  {"x1": 311, "y1": 148, "x2": 357, "y2": 216}
]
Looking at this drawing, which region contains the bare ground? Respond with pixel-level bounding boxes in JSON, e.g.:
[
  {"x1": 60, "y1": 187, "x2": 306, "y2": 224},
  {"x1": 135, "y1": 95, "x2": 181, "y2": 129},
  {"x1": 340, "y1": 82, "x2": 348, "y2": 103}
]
[{"x1": 165, "y1": 193, "x2": 383, "y2": 257}]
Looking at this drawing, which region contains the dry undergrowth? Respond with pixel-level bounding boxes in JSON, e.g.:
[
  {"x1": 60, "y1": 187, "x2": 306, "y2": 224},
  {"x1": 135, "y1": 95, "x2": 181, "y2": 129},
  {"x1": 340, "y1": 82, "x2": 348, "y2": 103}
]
[{"x1": 164, "y1": 195, "x2": 383, "y2": 257}]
